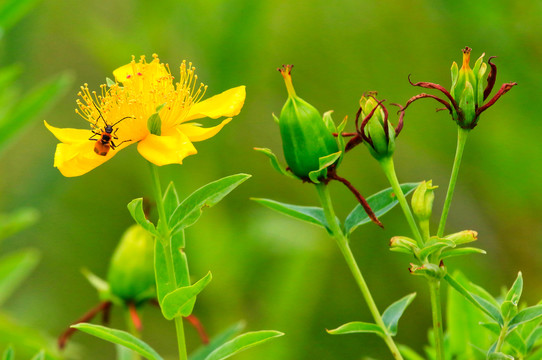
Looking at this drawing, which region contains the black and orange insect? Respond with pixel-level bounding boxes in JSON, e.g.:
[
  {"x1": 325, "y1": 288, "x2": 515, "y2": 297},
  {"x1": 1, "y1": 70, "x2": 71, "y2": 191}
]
[{"x1": 89, "y1": 104, "x2": 133, "y2": 156}]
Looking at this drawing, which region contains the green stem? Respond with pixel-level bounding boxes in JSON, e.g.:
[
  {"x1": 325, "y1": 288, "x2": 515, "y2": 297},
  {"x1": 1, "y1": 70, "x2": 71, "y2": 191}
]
[
  {"x1": 428, "y1": 280, "x2": 444, "y2": 360},
  {"x1": 315, "y1": 183, "x2": 404, "y2": 360},
  {"x1": 494, "y1": 323, "x2": 508, "y2": 352},
  {"x1": 149, "y1": 163, "x2": 188, "y2": 360},
  {"x1": 379, "y1": 157, "x2": 423, "y2": 245},
  {"x1": 437, "y1": 127, "x2": 469, "y2": 237}
]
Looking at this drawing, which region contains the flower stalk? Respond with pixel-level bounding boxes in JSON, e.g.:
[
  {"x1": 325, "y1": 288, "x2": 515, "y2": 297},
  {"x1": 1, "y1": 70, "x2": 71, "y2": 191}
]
[
  {"x1": 378, "y1": 157, "x2": 423, "y2": 245},
  {"x1": 315, "y1": 183, "x2": 404, "y2": 360},
  {"x1": 428, "y1": 279, "x2": 444, "y2": 360},
  {"x1": 437, "y1": 127, "x2": 469, "y2": 237},
  {"x1": 149, "y1": 163, "x2": 188, "y2": 360}
]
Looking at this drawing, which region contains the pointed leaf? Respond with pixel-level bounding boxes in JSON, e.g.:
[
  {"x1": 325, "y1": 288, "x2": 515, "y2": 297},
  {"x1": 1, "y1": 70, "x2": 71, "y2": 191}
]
[
  {"x1": 326, "y1": 322, "x2": 385, "y2": 337},
  {"x1": 204, "y1": 330, "x2": 284, "y2": 360},
  {"x1": 190, "y1": 322, "x2": 245, "y2": 360},
  {"x1": 81, "y1": 268, "x2": 111, "y2": 301},
  {"x1": 382, "y1": 293, "x2": 417, "y2": 336},
  {"x1": 440, "y1": 247, "x2": 486, "y2": 260},
  {"x1": 345, "y1": 183, "x2": 418, "y2": 235},
  {"x1": 169, "y1": 174, "x2": 251, "y2": 233},
  {"x1": 0, "y1": 249, "x2": 39, "y2": 305},
  {"x1": 526, "y1": 326, "x2": 542, "y2": 351},
  {"x1": 445, "y1": 274, "x2": 503, "y2": 324},
  {"x1": 488, "y1": 352, "x2": 514, "y2": 360},
  {"x1": 509, "y1": 305, "x2": 542, "y2": 330},
  {"x1": 127, "y1": 198, "x2": 157, "y2": 235},
  {"x1": 505, "y1": 272, "x2": 523, "y2": 306},
  {"x1": 322, "y1": 111, "x2": 337, "y2": 134},
  {"x1": 72, "y1": 324, "x2": 163, "y2": 360},
  {"x1": 253, "y1": 148, "x2": 298, "y2": 180},
  {"x1": 161, "y1": 272, "x2": 212, "y2": 320},
  {"x1": 0, "y1": 207, "x2": 39, "y2": 243},
  {"x1": 2, "y1": 346, "x2": 13, "y2": 360},
  {"x1": 308, "y1": 151, "x2": 341, "y2": 183},
  {"x1": 154, "y1": 240, "x2": 174, "y2": 305},
  {"x1": 31, "y1": 350, "x2": 46, "y2": 360},
  {"x1": 0, "y1": 72, "x2": 72, "y2": 152},
  {"x1": 163, "y1": 182, "x2": 180, "y2": 222},
  {"x1": 251, "y1": 198, "x2": 331, "y2": 231},
  {"x1": 418, "y1": 240, "x2": 455, "y2": 261}
]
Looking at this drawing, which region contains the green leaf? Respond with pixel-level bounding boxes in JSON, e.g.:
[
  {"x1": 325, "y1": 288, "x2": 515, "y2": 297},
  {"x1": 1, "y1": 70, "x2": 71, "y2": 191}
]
[
  {"x1": 308, "y1": 151, "x2": 341, "y2": 183},
  {"x1": 169, "y1": 174, "x2": 251, "y2": 233},
  {"x1": 251, "y1": 198, "x2": 331, "y2": 231},
  {"x1": 526, "y1": 326, "x2": 542, "y2": 351},
  {"x1": 81, "y1": 268, "x2": 111, "y2": 301},
  {"x1": 1, "y1": 72, "x2": 72, "y2": 152},
  {"x1": 161, "y1": 272, "x2": 212, "y2": 320},
  {"x1": 326, "y1": 322, "x2": 385, "y2": 337},
  {"x1": 147, "y1": 112, "x2": 162, "y2": 136},
  {"x1": 0, "y1": 249, "x2": 39, "y2": 305},
  {"x1": 445, "y1": 274, "x2": 503, "y2": 324},
  {"x1": 481, "y1": 322, "x2": 527, "y2": 355},
  {"x1": 72, "y1": 324, "x2": 163, "y2": 360},
  {"x1": 163, "y1": 182, "x2": 180, "y2": 222},
  {"x1": 439, "y1": 247, "x2": 486, "y2": 260},
  {"x1": 382, "y1": 293, "x2": 417, "y2": 336},
  {"x1": 2, "y1": 346, "x2": 13, "y2": 360},
  {"x1": 418, "y1": 239, "x2": 455, "y2": 261},
  {"x1": 204, "y1": 330, "x2": 284, "y2": 360},
  {"x1": 154, "y1": 240, "x2": 174, "y2": 305},
  {"x1": 106, "y1": 77, "x2": 116, "y2": 87},
  {"x1": 344, "y1": 183, "x2": 418, "y2": 235},
  {"x1": 115, "y1": 344, "x2": 135, "y2": 360},
  {"x1": 505, "y1": 272, "x2": 523, "y2": 306},
  {"x1": 322, "y1": 110, "x2": 337, "y2": 134},
  {"x1": 0, "y1": 208, "x2": 39, "y2": 243},
  {"x1": 190, "y1": 322, "x2": 245, "y2": 360},
  {"x1": 31, "y1": 350, "x2": 46, "y2": 360},
  {"x1": 509, "y1": 305, "x2": 542, "y2": 330},
  {"x1": 127, "y1": 198, "x2": 157, "y2": 235},
  {"x1": 253, "y1": 148, "x2": 298, "y2": 180},
  {"x1": 446, "y1": 271, "x2": 494, "y2": 356}
]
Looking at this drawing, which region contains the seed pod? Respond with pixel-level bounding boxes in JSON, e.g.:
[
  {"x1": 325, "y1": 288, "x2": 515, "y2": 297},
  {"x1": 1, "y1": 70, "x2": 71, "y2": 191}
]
[{"x1": 278, "y1": 65, "x2": 339, "y2": 180}]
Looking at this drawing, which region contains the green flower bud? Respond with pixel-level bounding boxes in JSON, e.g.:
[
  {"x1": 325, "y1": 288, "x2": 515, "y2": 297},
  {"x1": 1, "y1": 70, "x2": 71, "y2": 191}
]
[
  {"x1": 443, "y1": 230, "x2": 478, "y2": 245},
  {"x1": 390, "y1": 236, "x2": 417, "y2": 255},
  {"x1": 411, "y1": 180, "x2": 438, "y2": 222},
  {"x1": 278, "y1": 65, "x2": 339, "y2": 179},
  {"x1": 408, "y1": 262, "x2": 445, "y2": 279},
  {"x1": 359, "y1": 94, "x2": 396, "y2": 160},
  {"x1": 107, "y1": 224, "x2": 155, "y2": 302}
]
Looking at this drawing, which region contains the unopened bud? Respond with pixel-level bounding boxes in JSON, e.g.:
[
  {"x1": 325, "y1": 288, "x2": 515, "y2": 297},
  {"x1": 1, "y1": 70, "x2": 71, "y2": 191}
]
[
  {"x1": 359, "y1": 94, "x2": 396, "y2": 160},
  {"x1": 107, "y1": 224, "x2": 155, "y2": 302},
  {"x1": 411, "y1": 180, "x2": 437, "y2": 222},
  {"x1": 390, "y1": 236, "x2": 417, "y2": 254},
  {"x1": 444, "y1": 230, "x2": 478, "y2": 245},
  {"x1": 277, "y1": 65, "x2": 339, "y2": 180}
]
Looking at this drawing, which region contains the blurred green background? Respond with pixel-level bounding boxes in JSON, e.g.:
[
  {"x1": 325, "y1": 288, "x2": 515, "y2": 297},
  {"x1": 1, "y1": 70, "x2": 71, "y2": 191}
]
[{"x1": 1, "y1": 0, "x2": 541, "y2": 359}]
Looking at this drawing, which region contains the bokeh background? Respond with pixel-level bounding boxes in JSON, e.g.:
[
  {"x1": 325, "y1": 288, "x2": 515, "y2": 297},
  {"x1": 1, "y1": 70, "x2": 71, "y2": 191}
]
[{"x1": 1, "y1": 0, "x2": 541, "y2": 359}]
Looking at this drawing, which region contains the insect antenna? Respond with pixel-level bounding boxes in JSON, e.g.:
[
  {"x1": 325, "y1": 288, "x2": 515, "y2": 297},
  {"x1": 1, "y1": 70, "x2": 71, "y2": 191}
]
[
  {"x1": 111, "y1": 116, "x2": 134, "y2": 127},
  {"x1": 92, "y1": 102, "x2": 107, "y2": 127}
]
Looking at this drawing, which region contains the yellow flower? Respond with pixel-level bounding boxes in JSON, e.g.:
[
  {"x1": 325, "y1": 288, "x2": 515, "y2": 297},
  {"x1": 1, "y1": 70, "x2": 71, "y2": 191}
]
[{"x1": 45, "y1": 54, "x2": 246, "y2": 177}]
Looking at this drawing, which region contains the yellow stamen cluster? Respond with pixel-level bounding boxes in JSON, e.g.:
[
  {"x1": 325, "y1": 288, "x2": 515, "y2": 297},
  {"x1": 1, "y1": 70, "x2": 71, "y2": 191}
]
[{"x1": 74, "y1": 54, "x2": 210, "y2": 146}]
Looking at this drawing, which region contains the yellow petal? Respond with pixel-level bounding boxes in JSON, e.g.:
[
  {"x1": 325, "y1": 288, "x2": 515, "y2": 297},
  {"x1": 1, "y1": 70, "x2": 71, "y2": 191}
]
[
  {"x1": 137, "y1": 127, "x2": 197, "y2": 166},
  {"x1": 53, "y1": 141, "x2": 117, "y2": 177},
  {"x1": 44, "y1": 121, "x2": 91, "y2": 144},
  {"x1": 186, "y1": 86, "x2": 246, "y2": 121},
  {"x1": 178, "y1": 118, "x2": 232, "y2": 142},
  {"x1": 113, "y1": 63, "x2": 135, "y2": 82}
]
